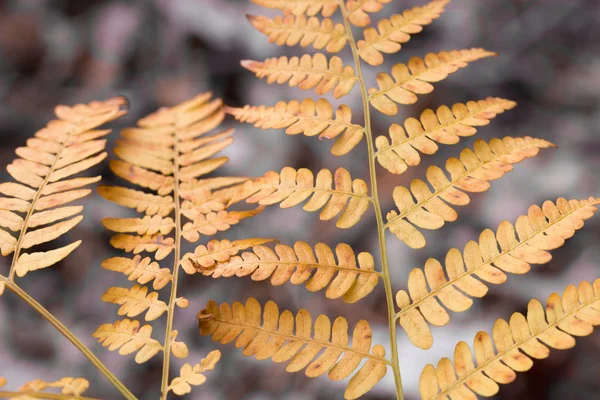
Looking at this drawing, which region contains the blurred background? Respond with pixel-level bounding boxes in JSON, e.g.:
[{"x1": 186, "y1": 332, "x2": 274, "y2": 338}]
[{"x1": 0, "y1": 0, "x2": 599, "y2": 399}]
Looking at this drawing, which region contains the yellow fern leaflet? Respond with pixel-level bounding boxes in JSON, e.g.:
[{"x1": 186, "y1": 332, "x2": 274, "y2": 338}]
[
  {"x1": 0, "y1": 377, "x2": 91, "y2": 399},
  {"x1": 196, "y1": 241, "x2": 379, "y2": 303},
  {"x1": 386, "y1": 137, "x2": 554, "y2": 249},
  {"x1": 231, "y1": 166, "x2": 370, "y2": 228},
  {"x1": 102, "y1": 255, "x2": 172, "y2": 290},
  {"x1": 357, "y1": 0, "x2": 449, "y2": 65},
  {"x1": 396, "y1": 197, "x2": 599, "y2": 349},
  {"x1": 368, "y1": 48, "x2": 496, "y2": 115},
  {"x1": 375, "y1": 98, "x2": 516, "y2": 174},
  {"x1": 247, "y1": 14, "x2": 347, "y2": 53},
  {"x1": 181, "y1": 208, "x2": 264, "y2": 242},
  {"x1": 181, "y1": 238, "x2": 274, "y2": 272},
  {"x1": 0, "y1": 98, "x2": 127, "y2": 278},
  {"x1": 242, "y1": 54, "x2": 357, "y2": 98},
  {"x1": 420, "y1": 279, "x2": 600, "y2": 399},
  {"x1": 198, "y1": 298, "x2": 388, "y2": 399},
  {"x1": 251, "y1": 0, "x2": 339, "y2": 17},
  {"x1": 226, "y1": 98, "x2": 364, "y2": 155},
  {"x1": 167, "y1": 350, "x2": 221, "y2": 396},
  {"x1": 102, "y1": 284, "x2": 168, "y2": 321},
  {"x1": 346, "y1": 0, "x2": 391, "y2": 27},
  {"x1": 93, "y1": 319, "x2": 163, "y2": 363}
]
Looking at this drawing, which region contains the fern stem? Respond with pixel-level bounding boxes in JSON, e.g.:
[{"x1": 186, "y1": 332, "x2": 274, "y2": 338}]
[
  {"x1": 0, "y1": 275, "x2": 136, "y2": 400},
  {"x1": 0, "y1": 391, "x2": 101, "y2": 400},
  {"x1": 160, "y1": 126, "x2": 183, "y2": 400},
  {"x1": 337, "y1": 2, "x2": 404, "y2": 399}
]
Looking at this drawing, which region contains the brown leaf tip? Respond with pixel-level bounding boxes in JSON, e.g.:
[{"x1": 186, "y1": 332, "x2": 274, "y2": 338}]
[{"x1": 197, "y1": 309, "x2": 215, "y2": 322}]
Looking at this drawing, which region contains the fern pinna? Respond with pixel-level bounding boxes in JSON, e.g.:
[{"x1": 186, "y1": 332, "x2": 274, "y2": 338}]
[
  {"x1": 94, "y1": 93, "x2": 250, "y2": 398},
  {"x1": 0, "y1": 98, "x2": 135, "y2": 399},
  {"x1": 190, "y1": 1, "x2": 600, "y2": 399}
]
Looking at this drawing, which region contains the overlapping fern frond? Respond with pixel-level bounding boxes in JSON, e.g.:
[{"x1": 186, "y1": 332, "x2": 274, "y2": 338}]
[
  {"x1": 198, "y1": 298, "x2": 388, "y2": 399},
  {"x1": 386, "y1": 137, "x2": 554, "y2": 249},
  {"x1": 193, "y1": 241, "x2": 379, "y2": 303},
  {"x1": 420, "y1": 279, "x2": 600, "y2": 399},
  {"x1": 396, "y1": 197, "x2": 600, "y2": 349},
  {"x1": 0, "y1": 98, "x2": 126, "y2": 278},
  {"x1": 228, "y1": 166, "x2": 370, "y2": 228},
  {"x1": 96, "y1": 93, "x2": 248, "y2": 397}
]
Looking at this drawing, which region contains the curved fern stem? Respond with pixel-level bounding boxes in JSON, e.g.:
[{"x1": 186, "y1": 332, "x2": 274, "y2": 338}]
[
  {"x1": 337, "y1": 2, "x2": 404, "y2": 399},
  {"x1": 0, "y1": 275, "x2": 136, "y2": 400},
  {"x1": 159, "y1": 124, "x2": 183, "y2": 400}
]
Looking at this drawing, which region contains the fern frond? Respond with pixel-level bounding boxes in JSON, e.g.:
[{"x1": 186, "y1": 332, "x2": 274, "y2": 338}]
[
  {"x1": 346, "y1": 0, "x2": 391, "y2": 27},
  {"x1": 247, "y1": 14, "x2": 347, "y2": 53},
  {"x1": 167, "y1": 350, "x2": 221, "y2": 396},
  {"x1": 110, "y1": 234, "x2": 175, "y2": 260},
  {"x1": 251, "y1": 0, "x2": 338, "y2": 17},
  {"x1": 102, "y1": 255, "x2": 172, "y2": 290},
  {"x1": 231, "y1": 167, "x2": 370, "y2": 228},
  {"x1": 225, "y1": 98, "x2": 364, "y2": 155},
  {"x1": 101, "y1": 284, "x2": 168, "y2": 321},
  {"x1": 242, "y1": 54, "x2": 357, "y2": 98},
  {"x1": 375, "y1": 98, "x2": 517, "y2": 174},
  {"x1": 181, "y1": 208, "x2": 264, "y2": 243},
  {"x1": 98, "y1": 186, "x2": 175, "y2": 216},
  {"x1": 357, "y1": 0, "x2": 449, "y2": 65},
  {"x1": 395, "y1": 197, "x2": 599, "y2": 349},
  {"x1": 199, "y1": 242, "x2": 378, "y2": 303},
  {"x1": 420, "y1": 279, "x2": 600, "y2": 399},
  {"x1": 198, "y1": 298, "x2": 388, "y2": 399},
  {"x1": 103, "y1": 215, "x2": 175, "y2": 235},
  {"x1": 368, "y1": 49, "x2": 497, "y2": 115},
  {"x1": 0, "y1": 98, "x2": 126, "y2": 278},
  {"x1": 386, "y1": 137, "x2": 554, "y2": 248},
  {"x1": 93, "y1": 319, "x2": 163, "y2": 363},
  {"x1": 180, "y1": 238, "x2": 274, "y2": 272}
]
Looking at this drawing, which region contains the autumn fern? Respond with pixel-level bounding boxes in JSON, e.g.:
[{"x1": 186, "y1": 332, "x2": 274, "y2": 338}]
[
  {"x1": 0, "y1": 98, "x2": 135, "y2": 399},
  {"x1": 94, "y1": 93, "x2": 259, "y2": 399},
  {"x1": 192, "y1": 1, "x2": 600, "y2": 399}
]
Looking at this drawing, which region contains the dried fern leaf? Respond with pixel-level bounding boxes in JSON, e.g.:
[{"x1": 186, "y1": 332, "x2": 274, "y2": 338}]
[
  {"x1": 230, "y1": 167, "x2": 370, "y2": 228},
  {"x1": 110, "y1": 160, "x2": 174, "y2": 196},
  {"x1": 420, "y1": 279, "x2": 600, "y2": 399},
  {"x1": 225, "y1": 98, "x2": 365, "y2": 156},
  {"x1": 375, "y1": 98, "x2": 516, "y2": 174},
  {"x1": 247, "y1": 14, "x2": 347, "y2": 53},
  {"x1": 0, "y1": 377, "x2": 90, "y2": 398},
  {"x1": 0, "y1": 98, "x2": 126, "y2": 277},
  {"x1": 181, "y1": 208, "x2": 264, "y2": 243},
  {"x1": 102, "y1": 255, "x2": 172, "y2": 290},
  {"x1": 103, "y1": 215, "x2": 175, "y2": 235},
  {"x1": 251, "y1": 0, "x2": 338, "y2": 17},
  {"x1": 168, "y1": 350, "x2": 221, "y2": 396},
  {"x1": 242, "y1": 54, "x2": 357, "y2": 98},
  {"x1": 110, "y1": 234, "x2": 175, "y2": 260},
  {"x1": 396, "y1": 197, "x2": 599, "y2": 350},
  {"x1": 102, "y1": 284, "x2": 168, "y2": 321},
  {"x1": 357, "y1": 0, "x2": 449, "y2": 65},
  {"x1": 199, "y1": 242, "x2": 379, "y2": 303},
  {"x1": 180, "y1": 238, "x2": 274, "y2": 273},
  {"x1": 369, "y1": 49, "x2": 497, "y2": 115},
  {"x1": 386, "y1": 137, "x2": 554, "y2": 249},
  {"x1": 14, "y1": 241, "x2": 81, "y2": 278},
  {"x1": 98, "y1": 186, "x2": 175, "y2": 217},
  {"x1": 0, "y1": 282, "x2": 5, "y2": 296},
  {"x1": 198, "y1": 298, "x2": 388, "y2": 399},
  {"x1": 346, "y1": 0, "x2": 391, "y2": 27},
  {"x1": 93, "y1": 318, "x2": 163, "y2": 363}
]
